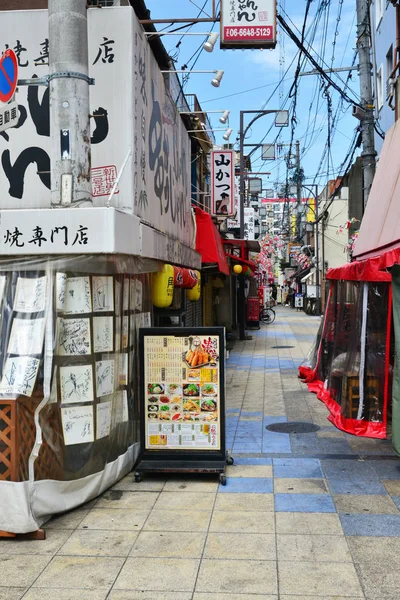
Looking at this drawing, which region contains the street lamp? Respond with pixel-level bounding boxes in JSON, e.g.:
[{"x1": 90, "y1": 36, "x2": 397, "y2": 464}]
[{"x1": 238, "y1": 109, "x2": 289, "y2": 341}]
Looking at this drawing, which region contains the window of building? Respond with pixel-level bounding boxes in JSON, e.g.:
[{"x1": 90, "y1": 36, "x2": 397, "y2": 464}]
[
  {"x1": 375, "y1": 0, "x2": 385, "y2": 27},
  {"x1": 376, "y1": 65, "x2": 384, "y2": 110},
  {"x1": 386, "y1": 45, "x2": 394, "y2": 98}
]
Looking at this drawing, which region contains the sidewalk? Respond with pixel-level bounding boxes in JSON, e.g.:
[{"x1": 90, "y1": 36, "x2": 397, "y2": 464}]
[{"x1": 1, "y1": 306, "x2": 400, "y2": 599}]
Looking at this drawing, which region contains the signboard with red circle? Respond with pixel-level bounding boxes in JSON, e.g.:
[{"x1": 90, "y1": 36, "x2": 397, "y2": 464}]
[{"x1": 0, "y1": 50, "x2": 18, "y2": 104}]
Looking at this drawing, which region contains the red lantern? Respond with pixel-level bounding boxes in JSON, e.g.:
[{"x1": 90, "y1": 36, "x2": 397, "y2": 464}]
[{"x1": 173, "y1": 267, "x2": 198, "y2": 289}]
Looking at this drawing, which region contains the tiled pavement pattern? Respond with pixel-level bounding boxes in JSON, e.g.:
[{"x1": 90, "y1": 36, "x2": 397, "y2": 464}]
[{"x1": 2, "y1": 307, "x2": 400, "y2": 599}]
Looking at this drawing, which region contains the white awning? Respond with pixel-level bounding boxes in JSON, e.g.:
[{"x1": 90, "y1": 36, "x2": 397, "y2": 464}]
[{"x1": 301, "y1": 268, "x2": 316, "y2": 283}]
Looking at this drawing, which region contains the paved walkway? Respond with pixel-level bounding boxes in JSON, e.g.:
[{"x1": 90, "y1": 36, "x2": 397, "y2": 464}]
[{"x1": 2, "y1": 307, "x2": 400, "y2": 599}]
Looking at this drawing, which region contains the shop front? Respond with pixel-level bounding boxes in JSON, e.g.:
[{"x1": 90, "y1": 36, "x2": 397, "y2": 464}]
[{"x1": 0, "y1": 5, "x2": 201, "y2": 534}]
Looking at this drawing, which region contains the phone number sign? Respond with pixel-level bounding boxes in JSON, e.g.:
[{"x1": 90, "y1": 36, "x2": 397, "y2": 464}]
[{"x1": 220, "y1": 0, "x2": 277, "y2": 49}]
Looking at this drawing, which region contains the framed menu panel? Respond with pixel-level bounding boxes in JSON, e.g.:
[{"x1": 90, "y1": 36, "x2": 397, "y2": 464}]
[{"x1": 137, "y1": 328, "x2": 227, "y2": 477}]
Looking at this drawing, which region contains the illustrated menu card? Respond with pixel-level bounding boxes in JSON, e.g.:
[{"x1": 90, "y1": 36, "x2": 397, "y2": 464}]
[{"x1": 144, "y1": 334, "x2": 221, "y2": 451}]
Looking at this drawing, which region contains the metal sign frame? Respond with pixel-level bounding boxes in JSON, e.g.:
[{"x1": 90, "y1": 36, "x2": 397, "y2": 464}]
[{"x1": 135, "y1": 327, "x2": 229, "y2": 482}]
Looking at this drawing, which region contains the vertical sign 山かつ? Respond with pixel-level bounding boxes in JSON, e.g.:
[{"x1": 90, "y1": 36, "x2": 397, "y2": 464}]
[
  {"x1": 144, "y1": 333, "x2": 221, "y2": 451},
  {"x1": 220, "y1": 0, "x2": 277, "y2": 49},
  {"x1": 211, "y1": 150, "x2": 234, "y2": 217}
]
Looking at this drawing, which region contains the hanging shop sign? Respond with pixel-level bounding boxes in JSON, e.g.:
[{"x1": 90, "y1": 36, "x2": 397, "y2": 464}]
[
  {"x1": 135, "y1": 327, "x2": 227, "y2": 479},
  {"x1": 211, "y1": 150, "x2": 234, "y2": 217},
  {"x1": 220, "y1": 0, "x2": 277, "y2": 49},
  {"x1": 244, "y1": 207, "x2": 255, "y2": 240},
  {"x1": 247, "y1": 297, "x2": 260, "y2": 323},
  {"x1": 0, "y1": 9, "x2": 194, "y2": 248},
  {"x1": 227, "y1": 177, "x2": 241, "y2": 229}
]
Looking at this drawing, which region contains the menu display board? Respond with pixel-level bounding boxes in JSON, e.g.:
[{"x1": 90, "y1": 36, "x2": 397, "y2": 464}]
[{"x1": 139, "y1": 328, "x2": 226, "y2": 459}]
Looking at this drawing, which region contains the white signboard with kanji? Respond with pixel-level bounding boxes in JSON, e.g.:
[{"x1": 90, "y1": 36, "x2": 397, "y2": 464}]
[
  {"x1": 244, "y1": 207, "x2": 255, "y2": 240},
  {"x1": 227, "y1": 177, "x2": 241, "y2": 229},
  {"x1": 0, "y1": 7, "x2": 194, "y2": 248},
  {"x1": 220, "y1": 0, "x2": 277, "y2": 49},
  {"x1": 211, "y1": 150, "x2": 234, "y2": 217}
]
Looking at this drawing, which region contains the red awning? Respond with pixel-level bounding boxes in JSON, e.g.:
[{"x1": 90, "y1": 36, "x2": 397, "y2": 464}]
[
  {"x1": 326, "y1": 258, "x2": 391, "y2": 282},
  {"x1": 194, "y1": 207, "x2": 230, "y2": 275},
  {"x1": 354, "y1": 120, "x2": 400, "y2": 260}
]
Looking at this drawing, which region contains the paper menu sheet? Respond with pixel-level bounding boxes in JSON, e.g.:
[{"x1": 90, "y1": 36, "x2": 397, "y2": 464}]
[{"x1": 143, "y1": 334, "x2": 221, "y2": 451}]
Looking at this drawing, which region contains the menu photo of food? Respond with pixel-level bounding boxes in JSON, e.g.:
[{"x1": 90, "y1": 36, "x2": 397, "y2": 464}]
[
  {"x1": 148, "y1": 383, "x2": 164, "y2": 395},
  {"x1": 184, "y1": 335, "x2": 219, "y2": 369}
]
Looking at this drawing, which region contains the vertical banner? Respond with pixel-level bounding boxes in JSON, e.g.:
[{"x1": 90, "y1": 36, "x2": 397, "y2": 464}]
[
  {"x1": 227, "y1": 177, "x2": 241, "y2": 229},
  {"x1": 244, "y1": 207, "x2": 255, "y2": 240},
  {"x1": 211, "y1": 150, "x2": 234, "y2": 216},
  {"x1": 220, "y1": 0, "x2": 277, "y2": 49}
]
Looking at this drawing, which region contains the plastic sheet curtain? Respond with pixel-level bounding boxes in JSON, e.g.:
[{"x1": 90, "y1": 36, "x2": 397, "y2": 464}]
[
  {"x1": 0, "y1": 254, "x2": 158, "y2": 533},
  {"x1": 299, "y1": 278, "x2": 392, "y2": 439},
  {"x1": 390, "y1": 265, "x2": 400, "y2": 455}
]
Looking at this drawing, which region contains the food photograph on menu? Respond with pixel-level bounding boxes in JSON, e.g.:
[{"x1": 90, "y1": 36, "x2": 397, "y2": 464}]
[{"x1": 143, "y1": 333, "x2": 221, "y2": 451}]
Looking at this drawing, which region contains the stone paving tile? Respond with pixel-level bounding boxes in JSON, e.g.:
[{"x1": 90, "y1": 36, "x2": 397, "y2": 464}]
[
  {"x1": 275, "y1": 493, "x2": 336, "y2": 513},
  {"x1": 273, "y1": 458, "x2": 324, "y2": 479},
  {"x1": 0, "y1": 529, "x2": 71, "y2": 555},
  {"x1": 0, "y1": 555, "x2": 52, "y2": 587},
  {"x1": 58, "y1": 529, "x2": 138, "y2": 557},
  {"x1": 204, "y1": 532, "x2": 276, "y2": 560},
  {"x1": 46, "y1": 509, "x2": 91, "y2": 530},
  {"x1": 347, "y1": 536, "x2": 400, "y2": 564},
  {"x1": 196, "y1": 558, "x2": 278, "y2": 595},
  {"x1": 209, "y1": 510, "x2": 275, "y2": 533},
  {"x1": 225, "y1": 464, "x2": 273, "y2": 477},
  {"x1": 340, "y1": 514, "x2": 400, "y2": 536},
  {"x1": 275, "y1": 512, "x2": 344, "y2": 534},
  {"x1": 130, "y1": 532, "x2": 206, "y2": 558},
  {"x1": 95, "y1": 491, "x2": 159, "y2": 510},
  {"x1": 278, "y1": 561, "x2": 364, "y2": 597},
  {"x1": 355, "y1": 562, "x2": 400, "y2": 600},
  {"x1": 108, "y1": 593, "x2": 192, "y2": 600},
  {"x1": 193, "y1": 595, "x2": 278, "y2": 600},
  {"x1": 382, "y1": 479, "x2": 400, "y2": 495},
  {"x1": 214, "y1": 492, "x2": 274, "y2": 512},
  {"x1": 333, "y1": 494, "x2": 399, "y2": 514},
  {"x1": 32, "y1": 556, "x2": 124, "y2": 590},
  {"x1": 327, "y1": 478, "x2": 388, "y2": 495},
  {"x1": 144, "y1": 509, "x2": 211, "y2": 532},
  {"x1": 218, "y1": 477, "x2": 273, "y2": 493},
  {"x1": 0, "y1": 589, "x2": 27, "y2": 600},
  {"x1": 162, "y1": 478, "x2": 219, "y2": 493},
  {"x1": 23, "y1": 590, "x2": 109, "y2": 600},
  {"x1": 113, "y1": 557, "x2": 200, "y2": 592},
  {"x1": 277, "y1": 533, "x2": 352, "y2": 562},
  {"x1": 78, "y1": 508, "x2": 150, "y2": 531},
  {"x1": 153, "y1": 492, "x2": 216, "y2": 511},
  {"x1": 111, "y1": 475, "x2": 166, "y2": 492},
  {"x1": 274, "y1": 478, "x2": 328, "y2": 494}
]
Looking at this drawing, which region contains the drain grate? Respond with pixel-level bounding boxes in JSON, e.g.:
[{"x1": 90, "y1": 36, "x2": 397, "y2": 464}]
[
  {"x1": 266, "y1": 421, "x2": 320, "y2": 434},
  {"x1": 271, "y1": 345, "x2": 294, "y2": 349}
]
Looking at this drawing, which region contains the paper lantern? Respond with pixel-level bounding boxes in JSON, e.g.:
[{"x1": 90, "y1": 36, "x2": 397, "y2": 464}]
[
  {"x1": 244, "y1": 267, "x2": 251, "y2": 276},
  {"x1": 186, "y1": 271, "x2": 201, "y2": 301},
  {"x1": 152, "y1": 264, "x2": 174, "y2": 308},
  {"x1": 233, "y1": 265, "x2": 243, "y2": 274},
  {"x1": 173, "y1": 266, "x2": 198, "y2": 289}
]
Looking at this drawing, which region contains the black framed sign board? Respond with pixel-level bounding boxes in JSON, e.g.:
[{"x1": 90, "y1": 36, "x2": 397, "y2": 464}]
[{"x1": 135, "y1": 327, "x2": 232, "y2": 484}]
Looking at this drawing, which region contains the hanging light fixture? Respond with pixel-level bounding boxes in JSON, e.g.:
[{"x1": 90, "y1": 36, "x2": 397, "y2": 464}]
[
  {"x1": 219, "y1": 110, "x2": 230, "y2": 124},
  {"x1": 203, "y1": 32, "x2": 219, "y2": 53},
  {"x1": 211, "y1": 70, "x2": 224, "y2": 87},
  {"x1": 223, "y1": 128, "x2": 233, "y2": 141}
]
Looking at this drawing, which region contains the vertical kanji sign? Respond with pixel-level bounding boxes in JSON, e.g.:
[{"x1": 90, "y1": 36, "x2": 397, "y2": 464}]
[{"x1": 211, "y1": 150, "x2": 234, "y2": 217}]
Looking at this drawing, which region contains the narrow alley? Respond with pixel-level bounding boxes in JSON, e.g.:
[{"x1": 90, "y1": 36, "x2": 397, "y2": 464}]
[{"x1": 1, "y1": 307, "x2": 400, "y2": 600}]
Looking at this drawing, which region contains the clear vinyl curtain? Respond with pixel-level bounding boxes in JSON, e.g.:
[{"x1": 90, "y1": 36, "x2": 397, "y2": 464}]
[{"x1": 0, "y1": 254, "x2": 157, "y2": 484}]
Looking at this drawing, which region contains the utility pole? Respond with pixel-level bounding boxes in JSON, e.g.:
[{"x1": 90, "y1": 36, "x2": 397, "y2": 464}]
[
  {"x1": 295, "y1": 140, "x2": 302, "y2": 239},
  {"x1": 356, "y1": 0, "x2": 376, "y2": 208},
  {"x1": 49, "y1": 0, "x2": 92, "y2": 207}
]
